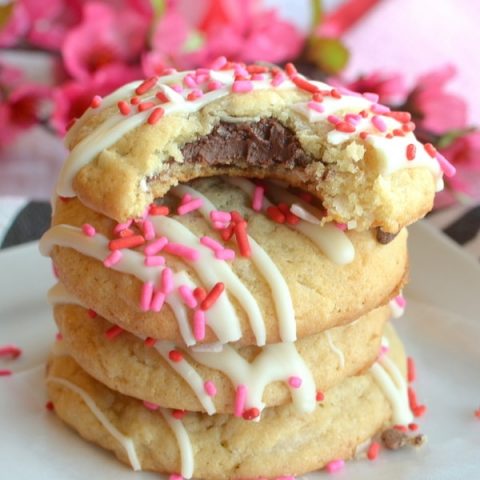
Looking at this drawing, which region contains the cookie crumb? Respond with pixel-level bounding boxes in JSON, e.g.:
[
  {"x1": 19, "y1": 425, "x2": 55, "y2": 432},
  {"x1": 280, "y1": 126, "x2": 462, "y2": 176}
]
[{"x1": 381, "y1": 428, "x2": 427, "y2": 450}]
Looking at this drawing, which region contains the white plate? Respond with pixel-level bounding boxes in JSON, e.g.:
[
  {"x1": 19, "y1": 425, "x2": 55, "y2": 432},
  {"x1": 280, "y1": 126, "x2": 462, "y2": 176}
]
[{"x1": 0, "y1": 221, "x2": 479, "y2": 479}]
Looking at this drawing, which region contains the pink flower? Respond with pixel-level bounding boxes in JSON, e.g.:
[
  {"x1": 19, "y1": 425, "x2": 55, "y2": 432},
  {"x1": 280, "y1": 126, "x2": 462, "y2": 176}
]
[
  {"x1": 62, "y1": 2, "x2": 149, "y2": 80},
  {"x1": 52, "y1": 64, "x2": 141, "y2": 134},
  {"x1": 331, "y1": 71, "x2": 408, "y2": 105},
  {"x1": 408, "y1": 64, "x2": 468, "y2": 135},
  {"x1": 0, "y1": 1, "x2": 30, "y2": 47}
]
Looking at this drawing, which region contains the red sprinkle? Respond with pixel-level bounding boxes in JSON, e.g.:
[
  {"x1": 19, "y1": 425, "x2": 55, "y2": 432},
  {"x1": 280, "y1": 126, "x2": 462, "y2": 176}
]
[
  {"x1": 316, "y1": 391, "x2": 325, "y2": 402},
  {"x1": 156, "y1": 91, "x2": 169, "y2": 103},
  {"x1": 393, "y1": 424, "x2": 408, "y2": 432},
  {"x1": 119, "y1": 228, "x2": 135, "y2": 238},
  {"x1": 0, "y1": 345, "x2": 22, "y2": 359},
  {"x1": 386, "y1": 111, "x2": 411, "y2": 123},
  {"x1": 135, "y1": 77, "x2": 157, "y2": 95},
  {"x1": 367, "y1": 442, "x2": 381, "y2": 461},
  {"x1": 247, "y1": 65, "x2": 269, "y2": 74},
  {"x1": 330, "y1": 88, "x2": 342, "y2": 99},
  {"x1": 171, "y1": 409, "x2": 186, "y2": 420},
  {"x1": 292, "y1": 75, "x2": 319, "y2": 93},
  {"x1": 413, "y1": 405, "x2": 427, "y2": 418},
  {"x1": 408, "y1": 386, "x2": 418, "y2": 409},
  {"x1": 242, "y1": 407, "x2": 260, "y2": 420},
  {"x1": 407, "y1": 357, "x2": 416, "y2": 383},
  {"x1": 312, "y1": 92, "x2": 324, "y2": 102},
  {"x1": 424, "y1": 142, "x2": 437, "y2": 158},
  {"x1": 230, "y1": 211, "x2": 244, "y2": 224},
  {"x1": 474, "y1": 408, "x2": 480, "y2": 419},
  {"x1": 220, "y1": 225, "x2": 234, "y2": 241},
  {"x1": 138, "y1": 101, "x2": 155, "y2": 112},
  {"x1": 105, "y1": 325, "x2": 124, "y2": 340},
  {"x1": 335, "y1": 121, "x2": 356, "y2": 133},
  {"x1": 408, "y1": 423, "x2": 419, "y2": 431},
  {"x1": 90, "y1": 95, "x2": 102, "y2": 108},
  {"x1": 148, "y1": 107, "x2": 165, "y2": 125},
  {"x1": 118, "y1": 100, "x2": 131, "y2": 115},
  {"x1": 0, "y1": 369, "x2": 12, "y2": 376},
  {"x1": 45, "y1": 401, "x2": 54, "y2": 411},
  {"x1": 193, "y1": 287, "x2": 207, "y2": 303},
  {"x1": 402, "y1": 121, "x2": 416, "y2": 132},
  {"x1": 168, "y1": 350, "x2": 184, "y2": 362},
  {"x1": 149, "y1": 204, "x2": 169, "y2": 216},
  {"x1": 87, "y1": 309, "x2": 97, "y2": 318},
  {"x1": 266, "y1": 206, "x2": 286, "y2": 224},
  {"x1": 234, "y1": 221, "x2": 251, "y2": 257},
  {"x1": 130, "y1": 96, "x2": 141, "y2": 105},
  {"x1": 144, "y1": 337, "x2": 157, "y2": 348},
  {"x1": 108, "y1": 235, "x2": 145, "y2": 251},
  {"x1": 284, "y1": 63, "x2": 298, "y2": 77},
  {"x1": 359, "y1": 131, "x2": 369, "y2": 140},
  {"x1": 393, "y1": 128, "x2": 405, "y2": 137},
  {"x1": 201, "y1": 282, "x2": 225, "y2": 311},
  {"x1": 406, "y1": 144, "x2": 416, "y2": 161}
]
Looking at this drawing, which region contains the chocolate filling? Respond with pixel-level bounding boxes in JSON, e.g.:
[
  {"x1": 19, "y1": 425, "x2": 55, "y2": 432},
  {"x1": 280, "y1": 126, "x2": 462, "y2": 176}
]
[
  {"x1": 376, "y1": 228, "x2": 399, "y2": 244},
  {"x1": 181, "y1": 118, "x2": 312, "y2": 169}
]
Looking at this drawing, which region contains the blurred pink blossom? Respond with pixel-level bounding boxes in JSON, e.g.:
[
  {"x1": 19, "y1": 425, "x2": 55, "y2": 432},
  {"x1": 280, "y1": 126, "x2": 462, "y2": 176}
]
[
  {"x1": 62, "y1": 1, "x2": 149, "y2": 80},
  {"x1": 409, "y1": 64, "x2": 468, "y2": 135},
  {"x1": 0, "y1": 1, "x2": 30, "y2": 47}
]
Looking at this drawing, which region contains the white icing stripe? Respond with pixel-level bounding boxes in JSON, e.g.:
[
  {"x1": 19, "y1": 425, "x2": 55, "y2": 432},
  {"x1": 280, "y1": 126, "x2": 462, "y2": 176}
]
[
  {"x1": 48, "y1": 283, "x2": 84, "y2": 307},
  {"x1": 325, "y1": 331, "x2": 345, "y2": 369},
  {"x1": 225, "y1": 177, "x2": 355, "y2": 265},
  {"x1": 47, "y1": 376, "x2": 142, "y2": 471},
  {"x1": 172, "y1": 184, "x2": 296, "y2": 343},
  {"x1": 189, "y1": 342, "x2": 316, "y2": 414},
  {"x1": 159, "y1": 408, "x2": 194, "y2": 479},
  {"x1": 153, "y1": 341, "x2": 216, "y2": 415}
]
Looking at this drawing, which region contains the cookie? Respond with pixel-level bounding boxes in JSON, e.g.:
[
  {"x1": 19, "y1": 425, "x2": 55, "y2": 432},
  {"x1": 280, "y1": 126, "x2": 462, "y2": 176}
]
[
  {"x1": 57, "y1": 63, "x2": 453, "y2": 233},
  {"x1": 46, "y1": 323, "x2": 412, "y2": 480},
  {"x1": 53, "y1": 298, "x2": 389, "y2": 414},
  {"x1": 41, "y1": 177, "x2": 408, "y2": 346}
]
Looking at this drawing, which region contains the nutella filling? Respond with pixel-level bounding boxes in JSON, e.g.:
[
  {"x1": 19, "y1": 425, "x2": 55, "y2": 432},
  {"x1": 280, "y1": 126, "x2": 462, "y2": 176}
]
[{"x1": 376, "y1": 228, "x2": 399, "y2": 245}]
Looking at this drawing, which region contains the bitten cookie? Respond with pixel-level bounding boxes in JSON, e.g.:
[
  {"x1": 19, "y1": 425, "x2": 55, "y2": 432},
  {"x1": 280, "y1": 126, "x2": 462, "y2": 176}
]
[
  {"x1": 42, "y1": 177, "x2": 408, "y2": 346},
  {"x1": 57, "y1": 63, "x2": 454, "y2": 233},
  {"x1": 46, "y1": 323, "x2": 412, "y2": 480}
]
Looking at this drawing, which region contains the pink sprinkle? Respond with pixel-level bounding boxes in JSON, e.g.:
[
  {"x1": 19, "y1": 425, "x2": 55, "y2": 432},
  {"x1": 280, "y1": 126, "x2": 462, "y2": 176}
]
[
  {"x1": 215, "y1": 248, "x2": 235, "y2": 261},
  {"x1": 178, "y1": 285, "x2": 197, "y2": 308},
  {"x1": 103, "y1": 250, "x2": 122, "y2": 268},
  {"x1": 378, "y1": 345, "x2": 390, "y2": 360},
  {"x1": 307, "y1": 100, "x2": 325, "y2": 113},
  {"x1": 0, "y1": 369, "x2": 13, "y2": 376},
  {"x1": 161, "y1": 267, "x2": 174, "y2": 294},
  {"x1": 0, "y1": 345, "x2": 22, "y2": 359},
  {"x1": 395, "y1": 295, "x2": 406, "y2": 308},
  {"x1": 177, "y1": 198, "x2": 204, "y2": 215},
  {"x1": 150, "y1": 291, "x2": 165, "y2": 312},
  {"x1": 113, "y1": 220, "x2": 133, "y2": 234},
  {"x1": 327, "y1": 114, "x2": 340, "y2": 125},
  {"x1": 164, "y1": 243, "x2": 200, "y2": 261},
  {"x1": 271, "y1": 71, "x2": 286, "y2": 86},
  {"x1": 204, "y1": 380, "x2": 217, "y2": 397},
  {"x1": 326, "y1": 459, "x2": 345, "y2": 473},
  {"x1": 142, "y1": 219, "x2": 155, "y2": 241},
  {"x1": 195, "y1": 73, "x2": 209, "y2": 83},
  {"x1": 345, "y1": 113, "x2": 362, "y2": 126},
  {"x1": 371, "y1": 103, "x2": 390, "y2": 114},
  {"x1": 143, "y1": 400, "x2": 159, "y2": 410},
  {"x1": 372, "y1": 115, "x2": 387, "y2": 132},
  {"x1": 334, "y1": 222, "x2": 347, "y2": 231},
  {"x1": 363, "y1": 92, "x2": 379, "y2": 102},
  {"x1": 234, "y1": 384, "x2": 248, "y2": 417},
  {"x1": 212, "y1": 221, "x2": 228, "y2": 230},
  {"x1": 81, "y1": 223, "x2": 96, "y2": 237},
  {"x1": 207, "y1": 80, "x2": 223, "y2": 91},
  {"x1": 209, "y1": 56, "x2": 227, "y2": 70},
  {"x1": 144, "y1": 236, "x2": 168, "y2": 256},
  {"x1": 288, "y1": 376, "x2": 302, "y2": 389},
  {"x1": 200, "y1": 236, "x2": 224, "y2": 252},
  {"x1": 234, "y1": 64, "x2": 249, "y2": 78},
  {"x1": 180, "y1": 194, "x2": 192, "y2": 204},
  {"x1": 276, "y1": 477, "x2": 296, "y2": 480},
  {"x1": 193, "y1": 309, "x2": 206, "y2": 341},
  {"x1": 140, "y1": 282, "x2": 154, "y2": 311},
  {"x1": 196, "y1": 67, "x2": 210, "y2": 76},
  {"x1": 210, "y1": 210, "x2": 231, "y2": 223},
  {"x1": 171, "y1": 84, "x2": 183, "y2": 93},
  {"x1": 252, "y1": 185, "x2": 264, "y2": 212},
  {"x1": 160, "y1": 67, "x2": 176, "y2": 76},
  {"x1": 183, "y1": 74, "x2": 197, "y2": 88},
  {"x1": 144, "y1": 255, "x2": 165, "y2": 267},
  {"x1": 435, "y1": 152, "x2": 457, "y2": 178},
  {"x1": 252, "y1": 73, "x2": 265, "y2": 81},
  {"x1": 232, "y1": 80, "x2": 253, "y2": 93},
  {"x1": 90, "y1": 95, "x2": 102, "y2": 108},
  {"x1": 55, "y1": 332, "x2": 63, "y2": 341},
  {"x1": 169, "y1": 475, "x2": 183, "y2": 480}
]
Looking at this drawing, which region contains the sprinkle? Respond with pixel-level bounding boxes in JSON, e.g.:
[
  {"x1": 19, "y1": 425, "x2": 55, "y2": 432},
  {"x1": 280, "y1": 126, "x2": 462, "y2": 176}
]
[
  {"x1": 334, "y1": 222, "x2": 347, "y2": 231},
  {"x1": 87, "y1": 309, "x2": 97, "y2": 318},
  {"x1": 424, "y1": 142, "x2": 437, "y2": 158},
  {"x1": 148, "y1": 107, "x2": 165, "y2": 125},
  {"x1": 0, "y1": 345, "x2": 22, "y2": 359},
  {"x1": 413, "y1": 405, "x2": 427, "y2": 418},
  {"x1": 307, "y1": 101, "x2": 325, "y2": 113},
  {"x1": 345, "y1": 113, "x2": 362, "y2": 125},
  {"x1": 178, "y1": 285, "x2": 197, "y2": 308},
  {"x1": 234, "y1": 221, "x2": 251, "y2": 257},
  {"x1": 266, "y1": 206, "x2": 286, "y2": 224},
  {"x1": 402, "y1": 121, "x2": 416, "y2": 132},
  {"x1": 149, "y1": 205, "x2": 169, "y2": 216},
  {"x1": 232, "y1": 80, "x2": 253, "y2": 93},
  {"x1": 288, "y1": 376, "x2": 302, "y2": 389},
  {"x1": 474, "y1": 408, "x2": 480, "y2": 419},
  {"x1": 144, "y1": 255, "x2": 165, "y2": 267},
  {"x1": 234, "y1": 64, "x2": 249, "y2": 78},
  {"x1": 55, "y1": 332, "x2": 63, "y2": 341},
  {"x1": 251, "y1": 73, "x2": 265, "y2": 81},
  {"x1": 45, "y1": 401, "x2": 54, "y2": 411},
  {"x1": 156, "y1": 91, "x2": 169, "y2": 103},
  {"x1": 183, "y1": 74, "x2": 197, "y2": 88},
  {"x1": 393, "y1": 424, "x2": 408, "y2": 432},
  {"x1": 119, "y1": 228, "x2": 134, "y2": 238},
  {"x1": 330, "y1": 88, "x2": 342, "y2": 99},
  {"x1": 140, "y1": 282, "x2": 154, "y2": 311},
  {"x1": 406, "y1": 144, "x2": 416, "y2": 161},
  {"x1": 215, "y1": 248, "x2": 235, "y2": 261},
  {"x1": 130, "y1": 96, "x2": 141, "y2": 105},
  {"x1": 171, "y1": 84, "x2": 183, "y2": 93},
  {"x1": 335, "y1": 121, "x2": 356, "y2": 133},
  {"x1": 141, "y1": 219, "x2": 155, "y2": 241},
  {"x1": 363, "y1": 92, "x2": 379, "y2": 102},
  {"x1": 168, "y1": 350, "x2": 183, "y2": 362},
  {"x1": 163, "y1": 243, "x2": 200, "y2": 262},
  {"x1": 435, "y1": 152, "x2": 457, "y2": 178},
  {"x1": 247, "y1": 65, "x2": 269, "y2": 74},
  {"x1": 200, "y1": 236, "x2": 224, "y2": 252},
  {"x1": 90, "y1": 95, "x2": 102, "y2": 108},
  {"x1": 204, "y1": 380, "x2": 217, "y2": 397},
  {"x1": 201, "y1": 282, "x2": 225, "y2": 311},
  {"x1": 161, "y1": 268, "x2": 174, "y2": 294},
  {"x1": 393, "y1": 128, "x2": 405, "y2": 137},
  {"x1": 408, "y1": 423, "x2": 419, "y2": 431},
  {"x1": 171, "y1": 409, "x2": 186, "y2": 420},
  {"x1": 210, "y1": 210, "x2": 231, "y2": 224},
  {"x1": 277, "y1": 203, "x2": 300, "y2": 225},
  {"x1": 292, "y1": 75, "x2": 319, "y2": 93},
  {"x1": 207, "y1": 80, "x2": 223, "y2": 91},
  {"x1": 371, "y1": 103, "x2": 390, "y2": 114},
  {"x1": 327, "y1": 114, "x2": 340, "y2": 125},
  {"x1": 367, "y1": 442, "x2": 381, "y2": 461},
  {"x1": 109, "y1": 235, "x2": 145, "y2": 251},
  {"x1": 371, "y1": 115, "x2": 387, "y2": 132},
  {"x1": 117, "y1": 101, "x2": 130, "y2": 116},
  {"x1": 395, "y1": 295, "x2": 406, "y2": 308},
  {"x1": 407, "y1": 357, "x2": 416, "y2": 383},
  {"x1": 144, "y1": 337, "x2": 157, "y2": 347},
  {"x1": 209, "y1": 56, "x2": 227, "y2": 70},
  {"x1": 193, "y1": 309, "x2": 206, "y2": 341},
  {"x1": 193, "y1": 287, "x2": 206, "y2": 303},
  {"x1": 252, "y1": 185, "x2": 264, "y2": 212},
  {"x1": 0, "y1": 369, "x2": 12, "y2": 376},
  {"x1": 234, "y1": 384, "x2": 248, "y2": 417},
  {"x1": 138, "y1": 101, "x2": 155, "y2": 112},
  {"x1": 187, "y1": 89, "x2": 203, "y2": 101},
  {"x1": 136, "y1": 77, "x2": 157, "y2": 95},
  {"x1": 145, "y1": 236, "x2": 168, "y2": 256},
  {"x1": 271, "y1": 71, "x2": 286, "y2": 86},
  {"x1": 316, "y1": 391, "x2": 324, "y2": 402},
  {"x1": 169, "y1": 475, "x2": 183, "y2": 480},
  {"x1": 150, "y1": 291, "x2": 165, "y2": 312},
  {"x1": 220, "y1": 225, "x2": 234, "y2": 241},
  {"x1": 103, "y1": 250, "x2": 122, "y2": 268},
  {"x1": 290, "y1": 204, "x2": 320, "y2": 224},
  {"x1": 386, "y1": 111, "x2": 411, "y2": 123},
  {"x1": 230, "y1": 211, "x2": 244, "y2": 223},
  {"x1": 143, "y1": 400, "x2": 159, "y2": 411},
  {"x1": 242, "y1": 407, "x2": 260, "y2": 421},
  {"x1": 325, "y1": 459, "x2": 344, "y2": 473},
  {"x1": 408, "y1": 387, "x2": 418, "y2": 409},
  {"x1": 177, "y1": 198, "x2": 203, "y2": 215},
  {"x1": 284, "y1": 63, "x2": 298, "y2": 77},
  {"x1": 113, "y1": 219, "x2": 133, "y2": 234},
  {"x1": 359, "y1": 131, "x2": 369, "y2": 140},
  {"x1": 105, "y1": 325, "x2": 123, "y2": 340},
  {"x1": 81, "y1": 223, "x2": 96, "y2": 237}
]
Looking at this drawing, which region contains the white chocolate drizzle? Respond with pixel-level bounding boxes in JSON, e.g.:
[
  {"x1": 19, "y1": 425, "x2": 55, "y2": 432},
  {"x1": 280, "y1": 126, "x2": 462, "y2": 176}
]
[
  {"x1": 158, "y1": 408, "x2": 194, "y2": 479},
  {"x1": 47, "y1": 376, "x2": 142, "y2": 471},
  {"x1": 325, "y1": 331, "x2": 345, "y2": 369}
]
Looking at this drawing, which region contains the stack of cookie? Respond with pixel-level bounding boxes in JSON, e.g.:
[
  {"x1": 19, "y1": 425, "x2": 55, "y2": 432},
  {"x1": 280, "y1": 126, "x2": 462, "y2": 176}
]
[{"x1": 40, "y1": 61, "x2": 452, "y2": 479}]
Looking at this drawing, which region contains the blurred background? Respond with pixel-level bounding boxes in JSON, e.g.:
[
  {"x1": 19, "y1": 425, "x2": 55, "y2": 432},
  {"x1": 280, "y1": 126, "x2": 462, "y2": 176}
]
[{"x1": 0, "y1": 0, "x2": 479, "y2": 253}]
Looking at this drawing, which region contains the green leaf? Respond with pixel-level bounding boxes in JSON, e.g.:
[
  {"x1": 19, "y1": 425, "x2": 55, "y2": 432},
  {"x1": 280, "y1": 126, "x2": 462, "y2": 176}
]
[
  {"x1": 311, "y1": 0, "x2": 324, "y2": 29},
  {"x1": 182, "y1": 30, "x2": 205, "y2": 53},
  {"x1": 436, "y1": 127, "x2": 476, "y2": 149},
  {"x1": 0, "y1": 3, "x2": 14, "y2": 30},
  {"x1": 306, "y1": 36, "x2": 350, "y2": 75},
  {"x1": 150, "y1": 0, "x2": 165, "y2": 21}
]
